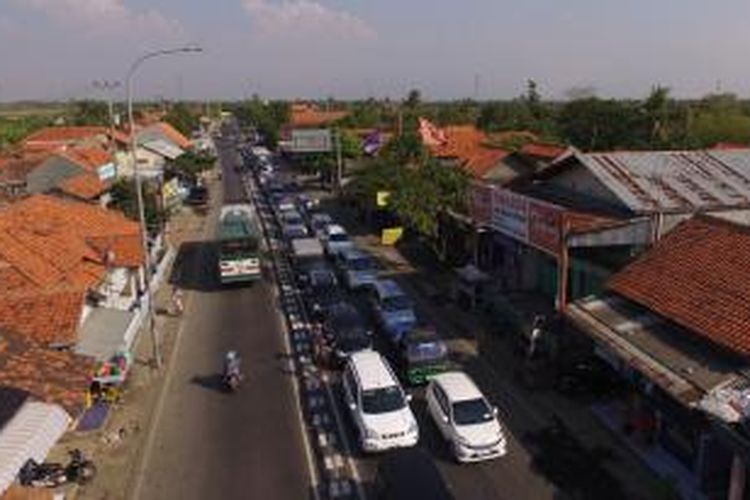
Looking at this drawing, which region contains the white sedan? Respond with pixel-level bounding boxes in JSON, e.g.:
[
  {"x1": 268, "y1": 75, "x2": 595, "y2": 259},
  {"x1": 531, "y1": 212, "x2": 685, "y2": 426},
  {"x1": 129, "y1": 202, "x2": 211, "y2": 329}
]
[{"x1": 425, "y1": 371, "x2": 507, "y2": 463}]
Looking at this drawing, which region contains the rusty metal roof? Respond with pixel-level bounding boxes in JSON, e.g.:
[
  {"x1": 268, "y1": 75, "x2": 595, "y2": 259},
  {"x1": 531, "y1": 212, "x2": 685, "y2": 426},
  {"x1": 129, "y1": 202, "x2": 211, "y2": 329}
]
[{"x1": 576, "y1": 150, "x2": 750, "y2": 213}]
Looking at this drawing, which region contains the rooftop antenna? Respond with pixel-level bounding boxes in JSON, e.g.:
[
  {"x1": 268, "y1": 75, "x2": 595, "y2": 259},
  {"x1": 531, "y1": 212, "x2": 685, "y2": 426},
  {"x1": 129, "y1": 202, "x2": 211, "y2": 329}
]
[{"x1": 473, "y1": 73, "x2": 480, "y2": 101}]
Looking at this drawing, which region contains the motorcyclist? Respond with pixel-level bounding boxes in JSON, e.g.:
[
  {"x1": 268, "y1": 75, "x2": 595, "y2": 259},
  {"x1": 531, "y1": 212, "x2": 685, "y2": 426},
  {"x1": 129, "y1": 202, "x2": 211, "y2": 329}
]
[{"x1": 224, "y1": 350, "x2": 241, "y2": 380}]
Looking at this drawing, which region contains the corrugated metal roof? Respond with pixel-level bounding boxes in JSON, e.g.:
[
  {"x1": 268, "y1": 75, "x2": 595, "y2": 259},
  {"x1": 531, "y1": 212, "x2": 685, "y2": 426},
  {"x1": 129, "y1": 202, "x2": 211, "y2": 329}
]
[
  {"x1": 577, "y1": 150, "x2": 750, "y2": 212},
  {"x1": 141, "y1": 140, "x2": 184, "y2": 160},
  {"x1": 0, "y1": 401, "x2": 70, "y2": 495}
]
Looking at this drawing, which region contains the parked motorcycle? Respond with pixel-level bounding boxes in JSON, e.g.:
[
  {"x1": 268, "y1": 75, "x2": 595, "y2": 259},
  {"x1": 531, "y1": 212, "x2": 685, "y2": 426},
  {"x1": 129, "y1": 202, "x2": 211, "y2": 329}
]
[{"x1": 19, "y1": 449, "x2": 96, "y2": 488}]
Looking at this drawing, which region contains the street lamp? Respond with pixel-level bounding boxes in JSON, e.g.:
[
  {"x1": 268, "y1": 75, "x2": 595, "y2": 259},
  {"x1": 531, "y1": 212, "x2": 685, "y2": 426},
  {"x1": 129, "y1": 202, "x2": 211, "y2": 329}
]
[
  {"x1": 126, "y1": 44, "x2": 203, "y2": 368},
  {"x1": 93, "y1": 80, "x2": 121, "y2": 153}
]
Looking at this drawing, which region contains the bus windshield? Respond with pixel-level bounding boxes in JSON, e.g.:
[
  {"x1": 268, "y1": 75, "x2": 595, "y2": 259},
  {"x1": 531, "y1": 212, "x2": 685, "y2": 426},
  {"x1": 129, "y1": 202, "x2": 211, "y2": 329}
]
[{"x1": 220, "y1": 238, "x2": 258, "y2": 259}]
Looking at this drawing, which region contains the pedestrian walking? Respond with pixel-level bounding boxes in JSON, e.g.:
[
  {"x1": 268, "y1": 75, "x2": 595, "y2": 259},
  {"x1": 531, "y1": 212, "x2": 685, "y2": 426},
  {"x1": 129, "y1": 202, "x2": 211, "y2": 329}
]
[{"x1": 171, "y1": 287, "x2": 184, "y2": 316}]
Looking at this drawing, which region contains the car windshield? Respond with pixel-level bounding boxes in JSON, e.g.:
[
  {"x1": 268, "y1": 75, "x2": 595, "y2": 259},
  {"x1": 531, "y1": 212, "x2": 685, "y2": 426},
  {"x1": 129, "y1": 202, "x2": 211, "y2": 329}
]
[
  {"x1": 349, "y1": 256, "x2": 375, "y2": 271},
  {"x1": 452, "y1": 398, "x2": 494, "y2": 426},
  {"x1": 406, "y1": 340, "x2": 448, "y2": 364},
  {"x1": 382, "y1": 295, "x2": 411, "y2": 312},
  {"x1": 361, "y1": 386, "x2": 405, "y2": 414},
  {"x1": 329, "y1": 233, "x2": 350, "y2": 243},
  {"x1": 284, "y1": 214, "x2": 304, "y2": 225}
]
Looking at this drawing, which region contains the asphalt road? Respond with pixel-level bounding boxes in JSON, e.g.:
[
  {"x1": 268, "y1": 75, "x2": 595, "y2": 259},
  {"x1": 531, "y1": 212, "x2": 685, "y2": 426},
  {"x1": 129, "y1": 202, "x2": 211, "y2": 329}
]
[
  {"x1": 133, "y1": 131, "x2": 313, "y2": 500},
  {"x1": 278, "y1": 165, "x2": 558, "y2": 499}
]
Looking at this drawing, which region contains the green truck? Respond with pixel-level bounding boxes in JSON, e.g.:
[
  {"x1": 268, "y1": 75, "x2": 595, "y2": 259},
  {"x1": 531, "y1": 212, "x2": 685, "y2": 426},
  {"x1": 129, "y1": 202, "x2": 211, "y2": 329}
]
[
  {"x1": 397, "y1": 326, "x2": 451, "y2": 385},
  {"x1": 217, "y1": 204, "x2": 262, "y2": 285}
]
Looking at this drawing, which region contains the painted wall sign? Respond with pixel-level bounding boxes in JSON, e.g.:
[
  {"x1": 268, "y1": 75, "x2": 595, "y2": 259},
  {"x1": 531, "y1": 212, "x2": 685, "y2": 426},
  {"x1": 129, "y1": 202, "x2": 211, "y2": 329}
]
[
  {"x1": 491, "y1": 188, "x2": 529, "y2": 241},
  {"x1": 528, "y1": 200, "x2": 563, "y2": 255}
]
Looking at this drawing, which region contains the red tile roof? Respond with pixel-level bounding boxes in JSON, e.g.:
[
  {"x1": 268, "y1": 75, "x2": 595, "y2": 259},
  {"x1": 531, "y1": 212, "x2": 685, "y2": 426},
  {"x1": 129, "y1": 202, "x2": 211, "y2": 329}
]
[
  {"x1": 418, "y1": 119, "x2": 509, "y2": 178},
  {"x1": 0, "y1": 288, "x2": 86, "y2": 347},
  {"x1": 58, "y1": 173, "x2": 107, "y2": 200},
  {"x1": 62, "y1": 146, "x2": 113, "y2": 172},
  {"x1": 608, "y1": 215, "x2": 750, "y2": 357},
  {"x1": 289, "y1": 103, "x2": 348, "y2": 128},
  {"x1": 154, "y1": 122, "x2": 192, "y2": 149},
  {"x1": 0, "y1": 329, "x2": 94, "y2": 415},
  {"x1": 520, "y1": 143, "x2": 567, "y2": 160},
  {"x1": 22, "y1": 127, "x2": 107, "y2": 151},
  {"x1": 0, "y1": 195, "x2": 143, "y2": 292}
]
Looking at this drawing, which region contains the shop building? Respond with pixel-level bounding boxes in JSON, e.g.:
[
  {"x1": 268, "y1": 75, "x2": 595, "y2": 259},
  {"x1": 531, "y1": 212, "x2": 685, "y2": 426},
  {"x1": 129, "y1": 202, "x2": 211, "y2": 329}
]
[{"x1": 566, "y1": 215, "x2": 750, "y2": 499}]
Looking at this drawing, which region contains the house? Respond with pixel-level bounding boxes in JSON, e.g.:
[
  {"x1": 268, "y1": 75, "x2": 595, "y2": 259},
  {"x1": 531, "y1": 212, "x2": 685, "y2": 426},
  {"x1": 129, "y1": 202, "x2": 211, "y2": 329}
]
[
  {"x1": 418, "y1": 118, "x2": 511, "y2": 181},
  {"x1": 0, "y1": 195, "x2": 146, "y2": 358},
  {"x1": 24, "y1": 146, "x2": 115, "y2": 206},
  {"x1": 115, "y1": 122, "x2": 189, "y2": 178},
  {"x1": 288, "y1": 103, "x2": 348, "y2": 129},
  {"x1": 474, "y1": 147, "x2": 750, "y2": 307},
  {"x1": 279, "y1": 103, "x2": 349, "y2": 154},
  {"x1": 0, "y1": 387, "x2": 78, "y2": 496},
  {"x1": 0, "y1": 153, "x2": 50, "y2": 203},
  {"x1": 566, "y1": 215, "x2": 750, "y2": 499},
  {"x1": 21, "y1": 127, "x2": 108, "y2": 152}
]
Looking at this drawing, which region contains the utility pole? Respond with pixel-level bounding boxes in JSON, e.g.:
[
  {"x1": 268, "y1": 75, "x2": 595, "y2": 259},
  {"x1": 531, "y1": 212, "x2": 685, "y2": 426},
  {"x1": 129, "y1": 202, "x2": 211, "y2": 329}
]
[
  {"x1": 126, "y1": 45, "x2": 203, "y2": 369},
  {"x1": 335, "y1": 128, "x2": 343, "y2": 193},
  {"x1": 93, "y1": 80, "x2": 121, "y2": 154}
]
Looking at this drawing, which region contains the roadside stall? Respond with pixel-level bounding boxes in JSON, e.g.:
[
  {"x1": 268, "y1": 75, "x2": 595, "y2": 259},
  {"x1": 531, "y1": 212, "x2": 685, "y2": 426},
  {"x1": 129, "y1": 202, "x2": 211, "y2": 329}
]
[
  {"x1": 88, "y1": 351, "x2": 132, "y2": 406},
  {"x1": 452, "y1": 264, "x2": 491, "y2": 311}
]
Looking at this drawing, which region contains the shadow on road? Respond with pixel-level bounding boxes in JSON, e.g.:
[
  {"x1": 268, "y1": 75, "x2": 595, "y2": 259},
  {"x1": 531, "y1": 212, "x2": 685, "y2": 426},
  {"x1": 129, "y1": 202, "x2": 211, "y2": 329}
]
[
  {"x1": 190, "y1": 373, "x2": 227, "y2": 393},
  {"x1": 170, "y1": 240, "x2": 220, "y2": 292}
]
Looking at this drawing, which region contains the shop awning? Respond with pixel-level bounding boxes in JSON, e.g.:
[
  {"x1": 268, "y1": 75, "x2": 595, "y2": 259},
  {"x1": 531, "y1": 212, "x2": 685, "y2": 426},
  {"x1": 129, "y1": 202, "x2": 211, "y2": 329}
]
[
  {"x1": 0, "y1": 401, "x2": 70, "y2": 494},
  {"x1": 76, "y1": 307, "x2": 139, "y2": 361}
]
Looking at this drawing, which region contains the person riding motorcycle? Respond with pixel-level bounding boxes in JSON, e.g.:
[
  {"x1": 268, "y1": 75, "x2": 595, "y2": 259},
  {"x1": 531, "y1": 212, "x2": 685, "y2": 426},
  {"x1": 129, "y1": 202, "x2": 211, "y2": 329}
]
[{"x1": 223, "y1": 350, "x2": 242, "y2": 385}]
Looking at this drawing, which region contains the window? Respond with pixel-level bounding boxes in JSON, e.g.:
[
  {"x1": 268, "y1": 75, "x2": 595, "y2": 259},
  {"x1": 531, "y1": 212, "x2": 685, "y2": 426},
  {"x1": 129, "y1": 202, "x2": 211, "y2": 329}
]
[
  {"x1": 362, "y1": 386, "x2": 406, "y2": 414},
  {"x1": 433, "y1": 385, "x2": 450, "y2": 417},
  {"x1": 382, "y1": 294, "x2": 411, "y2": 312},
  {"x1": 452, "y1": 398, "x2": 494, "y2": 426}
]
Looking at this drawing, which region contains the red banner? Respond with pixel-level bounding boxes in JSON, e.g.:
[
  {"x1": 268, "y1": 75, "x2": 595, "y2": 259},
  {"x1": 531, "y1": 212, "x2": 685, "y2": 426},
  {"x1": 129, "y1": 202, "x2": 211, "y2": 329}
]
[{"x1": 528, "y1": 200, "x2": 563, "y2": 256}]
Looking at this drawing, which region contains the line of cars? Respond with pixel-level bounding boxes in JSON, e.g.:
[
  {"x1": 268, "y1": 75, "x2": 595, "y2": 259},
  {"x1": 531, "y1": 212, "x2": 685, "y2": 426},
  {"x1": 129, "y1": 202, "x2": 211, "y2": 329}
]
[{"x1": 241, "y1": 145, "x2": 508, "y2": 469}]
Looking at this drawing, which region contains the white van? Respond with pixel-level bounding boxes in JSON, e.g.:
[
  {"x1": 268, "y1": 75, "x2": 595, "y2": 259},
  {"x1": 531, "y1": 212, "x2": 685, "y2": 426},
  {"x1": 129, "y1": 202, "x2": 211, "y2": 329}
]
[{"x1": 343, "y1": 351, "x2": 419, "y2": 452}]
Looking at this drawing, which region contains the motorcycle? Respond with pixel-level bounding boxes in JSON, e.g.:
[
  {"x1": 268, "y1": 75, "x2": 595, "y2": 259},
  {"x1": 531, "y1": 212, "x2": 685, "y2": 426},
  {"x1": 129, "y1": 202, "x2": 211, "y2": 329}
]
[
  {"x1": 19, "y1": 449, "x2": 96, "y2": 488},
  {"x1": 223, "y1": 367, "x2": 243, "y2": 392}
]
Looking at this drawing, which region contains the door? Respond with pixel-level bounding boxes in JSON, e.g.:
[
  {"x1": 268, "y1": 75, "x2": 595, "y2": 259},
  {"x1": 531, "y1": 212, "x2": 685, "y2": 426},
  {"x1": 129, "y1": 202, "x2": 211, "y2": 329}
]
[{"x1": 428, "y1": 384, "x2": 452, "y2": 439}]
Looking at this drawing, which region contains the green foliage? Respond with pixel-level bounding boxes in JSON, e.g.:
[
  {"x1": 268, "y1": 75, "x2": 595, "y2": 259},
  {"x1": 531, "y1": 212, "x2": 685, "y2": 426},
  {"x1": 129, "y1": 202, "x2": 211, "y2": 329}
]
[
  {"x1": 0, "y1": 115, "x2": 54, "y2": 152},
  {"x1": 558, "y1": 97, "x2": 644, "y2": 151},
  {"x1": 168, "y1": 150, "x2": 216, "y2": 181},
  {"x1": 68, "y1": 100, "x2": 109, "y2": 126},
  {"x1": 233, "y1": 99, "x2": 289, "y2": 148},
  {"x1": 109, "y1": 178, "x2": 161, "y2": 233},
  {"x1": 164, "y1": 102, "x2": 200, "y2": 137}
]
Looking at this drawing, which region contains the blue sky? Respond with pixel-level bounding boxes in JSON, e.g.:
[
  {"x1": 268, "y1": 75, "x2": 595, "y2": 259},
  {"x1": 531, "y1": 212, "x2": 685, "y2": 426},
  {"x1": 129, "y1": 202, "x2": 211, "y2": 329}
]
[{"x1": 1, "y1": 0, "x2": 749, "y2": 101}]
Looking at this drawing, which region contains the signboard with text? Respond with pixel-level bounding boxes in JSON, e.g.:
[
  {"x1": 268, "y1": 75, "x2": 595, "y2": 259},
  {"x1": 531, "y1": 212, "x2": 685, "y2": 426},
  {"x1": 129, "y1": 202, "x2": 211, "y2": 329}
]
[
  {"x1": 491, "y1": 189, "x2": 529, "y2": 241},
  {"x1": 290, "y1": 129, "x2": 332, "y2": 153},
  {"x1": 528, "y1": 200, "x2": 563, "y2": 256}
]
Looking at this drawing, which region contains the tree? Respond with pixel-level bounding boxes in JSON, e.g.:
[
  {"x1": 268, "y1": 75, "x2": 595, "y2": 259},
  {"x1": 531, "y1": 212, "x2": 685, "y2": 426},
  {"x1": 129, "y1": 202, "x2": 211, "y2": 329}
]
[
  {"x1": 68, "y1": 100, "x2": 109, "y2": 126},
  {"x1": 168, "y1": 150, "x2": 216, "y2": 182},
  {"x1": 109, "y1": 178, "x2": 161, "y2": 234},
  {"x1": 164, "y1": 102, "x2": 200, "y2": 136},
  {"x1": 233, "y1": 99, "x2": 289, "y2": 148},
  {"x1": 405, "y1": 89, "x2": 422, "y2": 110},
  {"x1": 558, "y1": 97, "x2": 642, "y2": 151}
]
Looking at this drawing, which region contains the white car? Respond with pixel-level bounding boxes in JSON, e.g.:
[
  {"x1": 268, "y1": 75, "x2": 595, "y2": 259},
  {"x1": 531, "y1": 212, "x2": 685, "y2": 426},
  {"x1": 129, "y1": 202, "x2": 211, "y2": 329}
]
[
  {"x1": 322, "y1": 224, "x2": 354, "y2": 256},
  {"x1": 426, "y1": 372, "x2": 507, "y2": 462},
  {"x1": 343, "y1": 351, "x2": 419, "y2": 452}
]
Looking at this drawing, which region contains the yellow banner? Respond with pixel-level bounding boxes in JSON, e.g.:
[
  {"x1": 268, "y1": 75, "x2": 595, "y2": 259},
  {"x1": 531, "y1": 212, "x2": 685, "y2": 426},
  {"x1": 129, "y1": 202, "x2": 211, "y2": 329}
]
[
  {"x1": 381, "y1": 227, "x2": 403, "y2": 246},
  {"x1": 376, "y1": 191, "x2": 391, "y2": 208}
]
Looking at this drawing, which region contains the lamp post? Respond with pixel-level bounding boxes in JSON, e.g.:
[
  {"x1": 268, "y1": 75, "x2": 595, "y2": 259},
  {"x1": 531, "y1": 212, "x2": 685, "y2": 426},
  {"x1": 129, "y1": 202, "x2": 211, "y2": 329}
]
[
  {"x1": 126, "y1": 45, "x2": 202, "y2": 368},
  {"x1": 93, "y1": 80, "x2": 120, "y2": 153}
]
